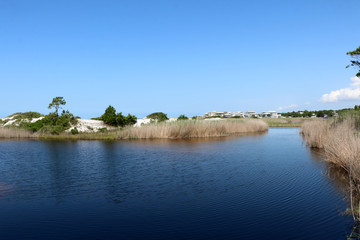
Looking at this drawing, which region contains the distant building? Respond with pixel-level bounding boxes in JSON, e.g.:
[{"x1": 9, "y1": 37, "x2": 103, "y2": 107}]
[
  {"x1": 262, "y1": 111, "x2": 279, "y2": 118},
  {"x1": 202, "y1": 111, "x2": 244, "y2": 118},
  {"x1": 245, "y1": 110, "x2": 259, "y2": 118}
]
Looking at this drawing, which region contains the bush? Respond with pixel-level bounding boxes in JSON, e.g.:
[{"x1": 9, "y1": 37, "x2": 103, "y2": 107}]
[
  {"x1": 101, "y1": 105, "x2": 117, "y2": 126},
  {"x1": 98, "y1": 127, "x2": 107, "y2": 133},
  {"x1": 101, "y1": 106, "x2": 137, "y2": 127},
  {"x1": 147, "y1": 112, "x2": 168, "y2": 122},
  {"x1": 177, "y1": 114, "x2": 189, "y2": 121},
  {"x1": 125, "y1": 114, "x2": 137, "y2": 125},
  {"x1": 11, "y1": 112, "x2": 42, "y2": 120},
  {"x1": 25, "y1": 120, "x2": 44, "y2": 132},
  {"x1": 23, "y1": 110, "x2": 77, "y2": 134},
  {"x1": 71, "y1": 127, "x2": 79, "y2": 135}
]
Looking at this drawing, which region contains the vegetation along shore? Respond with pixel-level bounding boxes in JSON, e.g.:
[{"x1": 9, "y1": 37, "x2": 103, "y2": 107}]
[{"x1": 301, "y1": 109, "x2": 360, "y2": 222}]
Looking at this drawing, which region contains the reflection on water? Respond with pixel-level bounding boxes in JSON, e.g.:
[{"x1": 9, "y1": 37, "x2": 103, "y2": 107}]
[
  {"x1": 0, "y1": 182, "x2": 12, "y2": 196},
  {"x1": 309, "y1": 148, "x2": 350, "y2": 203},
  {"x1": 0, "y1": 128, "x2": 354, "y2": 239}
]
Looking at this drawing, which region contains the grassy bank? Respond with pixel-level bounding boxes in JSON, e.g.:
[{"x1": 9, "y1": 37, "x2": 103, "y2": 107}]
[
  {"x1": 262, "y1": 118, "x2": 307, "y2": 127},
  {"x1": 301, "y1": 117, "x2": 360, "y2": 221},
  {"x1": 0, "y1": 119, "x2": 268, "y2": 140}
]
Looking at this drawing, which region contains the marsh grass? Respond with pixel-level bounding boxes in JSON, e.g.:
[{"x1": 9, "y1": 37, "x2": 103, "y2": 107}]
[
  {"x1": 263, "y1": 118, "x2": 307, "y2": 127},
  {"x1": 116, "y1": 119, "x2": 268, "y2": 139},
  {"x1": 301, "y1": 117, "x2": 360, "y2": 221},
  {"x1": 0, "y1": 119, "x2": 268, "y2": 140},
  {"x1": 0, "y1": 128, "x2": 36, "y2": 138}
]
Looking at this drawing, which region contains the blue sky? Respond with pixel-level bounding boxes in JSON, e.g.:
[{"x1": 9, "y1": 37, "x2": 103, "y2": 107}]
[{"x1": 1, "y1": 0, "x2": 360, "y2": 118}]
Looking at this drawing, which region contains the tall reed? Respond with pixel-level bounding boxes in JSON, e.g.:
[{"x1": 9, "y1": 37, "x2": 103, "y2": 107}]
[
  {"x1": 0, "y1": 128, "x2": 36, "y2": 138},
  {"x1": 0, "y1": 119, "x2": 268, "y2": 140},
  {"x1": 116, "y1": 119, "x2": 268, "y2": 139},
  {"x1": 301, "y1": 117, "x2": 360, "y2": 221}
]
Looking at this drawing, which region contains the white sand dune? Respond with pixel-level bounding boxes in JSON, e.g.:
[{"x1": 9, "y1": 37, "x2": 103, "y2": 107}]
[{"x1": 67, "y1": 119, "x2": 113, "y2": 133}]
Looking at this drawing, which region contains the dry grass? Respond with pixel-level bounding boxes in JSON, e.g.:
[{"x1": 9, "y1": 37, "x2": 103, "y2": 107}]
[
  {"x1": 300, "y1": 119, "x2": 330, "y2": 148},
  {"x1": 263, "y1": 118, "x2": 309, "y2": 127},
  {"x1": 117, "y1": 119, "x2": 268, "y2": 139},
  {"x1": 0, "y1": 128, "x2": 36, "y2": 139},
  {"x1": 301, "y1": 119, "x2": 360, "y2": 171},
  {"x1": 301, "y1": 118, "x2": 360, "y2": 220},
  {"x1": 0, "y1": 119, "x2": 268, "y2": 140}
]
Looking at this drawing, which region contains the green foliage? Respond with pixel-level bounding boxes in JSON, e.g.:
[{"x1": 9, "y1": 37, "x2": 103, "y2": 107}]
[
  {"x1": 48, "y1": 96, "x2": 66, "y2": 115},
  {"x1": 177, "y1": 114, "x2": 189, "y2": 120},
  {"x1": 101, "y1": 105, "x2": 137, "y2": 127},
  {"x1": 346, "y1": 46, "x2": 360, "y2": 77},
  {"x1": 98, "y1": 127, "x2": 107, "y2": 132},
  {"x1": 25, "y1": 120, "x2": 44, "y2": 132},
  {"x1": 10, "y1": 112, "x2": 42, "y2": 120},
  {"x1": 281, "y1": 110, "x2": 336, "y2": 118},
  {"x1": 332, "y1": 109, "x2": 360, "y2": 131},
  {"x1": 101, "y1": 105, "x2": 117, "y2": 126},
  {"x1": 146, "y1": 112, "x2": 169, "y2": 122},
  {"x1": 125, "y1": 114, "x2": 137, "y2": 125},
  {"x1": 24, "y1": 106, "x2": 77, "y2": 135},
  {"x1": 71, "y1": 127, "x2": 79, "y2": 135},
  {"x1": 191, "y1": 116, "x2": 197, "y2": 120}
]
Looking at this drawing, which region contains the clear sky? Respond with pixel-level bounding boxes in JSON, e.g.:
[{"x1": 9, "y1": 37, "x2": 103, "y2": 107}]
[{"x1": 1, "y1": 0, "x2": 360, "y2": 118}]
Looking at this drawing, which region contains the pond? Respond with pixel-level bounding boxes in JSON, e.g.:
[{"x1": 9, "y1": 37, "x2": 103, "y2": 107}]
[{"x1": 0, "y1": 128, "x2": 353, "y2": 239}]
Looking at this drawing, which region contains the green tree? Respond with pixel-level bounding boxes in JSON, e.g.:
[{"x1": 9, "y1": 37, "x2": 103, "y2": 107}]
[
  {"x1": 101, "y1": 105, "x2": 117, "y2": 126},
  {"x1": 125, "y1": 114, "x2": 137, "y2": 125},
  {"x1": 48, "y1": 96, "x2": 66, "y2": 115},
  {"x1": 346, "y1": 46, "x2": 360, "y2": 77}
]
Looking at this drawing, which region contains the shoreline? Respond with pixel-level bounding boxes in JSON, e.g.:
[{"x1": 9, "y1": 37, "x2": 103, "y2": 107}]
[{"x1": 0, "y1": 119, "x2": 269, "y2": 140}]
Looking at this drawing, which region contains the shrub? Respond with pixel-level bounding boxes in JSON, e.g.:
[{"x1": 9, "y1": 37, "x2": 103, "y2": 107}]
[
  {"x1": 25, "y1": 120, "x2": 44, "y2": 132},
  {"x1": 147, "y1": 112, "x2": 168, "y2": 122},
  {"x1": 101, "y1": 106, "x2": 137, "y2": 127},
  {"x1": 101, "y1": 105, "x2": 117, "y2": 126},
  {"x1": 177, "y1": 114, "x2": 189, "y2": 121},
  {"x1": 98, "y1": 127, "x2": 107, "y2": 132},
  {"x1": 23, "y1": 110, "x2": 77, "y2": 134},
  {"x1": 50, "y1": 125, "x2": 64, "y2": 135},
  {"x1": 71, "y1": 127, "x2": 79, "y2": 135},
  {"x1": 11, "y1": 112, "x2": 42, "y2": 120},
  {"x1": 125, "y1": 114, "x2": 137, "y2": 125}
]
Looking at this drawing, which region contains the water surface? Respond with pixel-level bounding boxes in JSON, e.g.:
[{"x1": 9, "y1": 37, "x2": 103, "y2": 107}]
[{"x1": 0, "y1": 128, "x2": 353, "y2": 239}]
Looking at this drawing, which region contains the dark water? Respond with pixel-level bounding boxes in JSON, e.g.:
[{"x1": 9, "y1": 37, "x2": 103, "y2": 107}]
[{"x1": 0, "y1": 128, "x2": 353, "y2": 239}]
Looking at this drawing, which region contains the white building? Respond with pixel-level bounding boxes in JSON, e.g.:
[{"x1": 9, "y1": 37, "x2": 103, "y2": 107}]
[
  {"x1": 262, "y1": 111, "x2": 279, "y2": 118},
  {"x1": 244, "y1": 110, "x2": 258, "y2": 118},
  {"x1": 203, "y1": 111, "x2": 244, "y2": 118}
]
